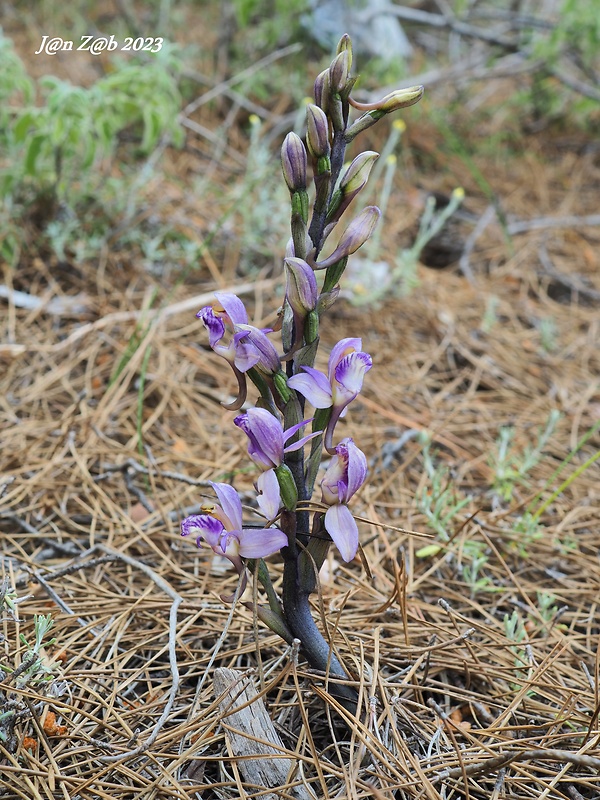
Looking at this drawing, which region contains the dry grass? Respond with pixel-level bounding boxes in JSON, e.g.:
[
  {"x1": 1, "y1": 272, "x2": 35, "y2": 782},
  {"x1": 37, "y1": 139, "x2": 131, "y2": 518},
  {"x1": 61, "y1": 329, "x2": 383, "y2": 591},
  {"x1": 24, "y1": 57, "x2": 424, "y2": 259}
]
[{"x1": 2, "y1": 24, "x2": 600, "y2": 800}]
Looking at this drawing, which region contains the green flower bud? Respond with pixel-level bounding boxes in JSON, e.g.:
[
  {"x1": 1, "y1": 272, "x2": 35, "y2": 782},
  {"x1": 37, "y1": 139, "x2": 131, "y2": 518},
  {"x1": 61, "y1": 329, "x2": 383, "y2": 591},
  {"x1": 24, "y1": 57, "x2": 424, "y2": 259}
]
[
  {"x1": 336, "y1": 33, "x2": 353, "y2": 73},
  {"x1": 377, "y1": 85, "x2": 424, "y2": 113},
  {"x1": 340, "y1": 151, "x2": 379, "y2": 194},
  {"x1": 274, "y1": 464, "x2": 298, "y2": 511},
  {"x1": 305, "y1": 309, "x2": 319, "y2": 344},
  {"x1": 349, "y1": 85, "x2": 424, "y2": 115},
  {"x1": 273, "y1": 370, "x2": 291, "y2": 403},
  {"x1": 344, "y1": 86, "x2": 424, "y2": 142}
]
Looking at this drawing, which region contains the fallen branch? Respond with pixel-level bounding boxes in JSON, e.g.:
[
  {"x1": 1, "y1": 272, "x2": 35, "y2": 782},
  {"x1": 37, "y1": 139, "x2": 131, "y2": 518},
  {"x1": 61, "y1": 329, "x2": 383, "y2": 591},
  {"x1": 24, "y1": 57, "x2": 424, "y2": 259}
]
[
  {"x1": 538, "y1": 242, "x2": 600, "y2": 302},
  {"x1": 508, "y1": 213, "x2": 600, "y2": 235},
  {"x1": 213, "y1": 667, "x2": 312, "y2": 800},
  {"x1": 435, "y1": 747, "x2": 600, "y2": 782}
]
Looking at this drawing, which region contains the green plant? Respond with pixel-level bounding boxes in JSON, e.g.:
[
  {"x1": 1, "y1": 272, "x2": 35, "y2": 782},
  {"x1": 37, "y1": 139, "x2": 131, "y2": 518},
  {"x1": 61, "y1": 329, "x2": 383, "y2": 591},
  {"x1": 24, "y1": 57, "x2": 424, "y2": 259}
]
[
  {"x1": 179, "y1": 35, "x2": 424, "y2": 716},
  {"x1": 511, "y1": 512, "x2": 544, "y2": 557},
  {"x1": 231, "y1": 0, "x2": 309, "y2": 49},
  {"x1": 490, "y1": 410, "x2": 561, "y2": 502},
  {"x1": 538, "y1": 317, "x2": 558, "y2": 352},
  {"x1": 503, "y1": 609, "x2": 528, "y2": 689},
  {"x1": 416, "y1": 442, "x2": 471, "y2": 543},
  {"x1": 481, "y1": 295, "x2": 500, "y2": 333},
  {"x1": 461, "y1": 539, "x2": 492, "y2": 597},
  {"x1": 0, "y1": 592, "x2": 62, "y2": 751},
  {"x1": 528, "y1": 417, "x2": 600, "y2": 523},
  {"x1": 0, "y1": 596, "x2": 56, "y2": 695},
  {"x1": 535, "y1": 591, "x2": 558, "y2": 624},
  {"x1": 526, "y1": 0, "x2": 600, "y2": 124},
  {"x1": 394, "y1": 186, "x2": 464, "y2": 291},
  {"x1": 0, "y1": 31, "x2": 184, "y2": 260}
]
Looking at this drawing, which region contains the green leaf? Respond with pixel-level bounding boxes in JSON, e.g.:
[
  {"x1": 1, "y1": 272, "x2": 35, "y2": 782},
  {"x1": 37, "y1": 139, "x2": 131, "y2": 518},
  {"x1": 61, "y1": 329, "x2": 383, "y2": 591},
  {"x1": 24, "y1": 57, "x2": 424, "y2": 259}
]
[
  {"x1": 415, "y1": 544, "x2": 443, "y2": 558},
  {"x1": 13, "y1": 110, "x2": 36, "y2": 143},
  {"x1": 24, "y1": 133, "x2": 46, "y2": 175}
]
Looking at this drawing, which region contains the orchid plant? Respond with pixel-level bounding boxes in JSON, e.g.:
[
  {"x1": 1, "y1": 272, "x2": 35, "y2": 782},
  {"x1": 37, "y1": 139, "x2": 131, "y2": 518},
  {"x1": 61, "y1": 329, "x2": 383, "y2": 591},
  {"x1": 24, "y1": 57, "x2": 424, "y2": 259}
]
[{"x1": 181, "y1": 36, "x2": 422, "y2": 710}]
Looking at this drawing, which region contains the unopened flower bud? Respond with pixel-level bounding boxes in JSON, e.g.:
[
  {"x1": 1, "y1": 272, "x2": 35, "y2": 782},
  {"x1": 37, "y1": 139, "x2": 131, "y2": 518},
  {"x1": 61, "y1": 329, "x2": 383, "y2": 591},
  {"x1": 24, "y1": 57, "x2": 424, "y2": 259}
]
[
  {"x1": 340, "y1": 151, "x2": 379, "y2": 195},
  {"x1": 281, "y1": 132, "x2": 307, "y2": 192},
  {"x1": 326, "y1": 152, "x2": 379, "y2": 229},
  {"x1": 336, "y1": 33, "x2": 353, "y2": 72},
  {"x1": 306, "y1": 104, "x2": 330, "y2": 159},
  {"x1": 284, "y1": 257, "x2": 318, "y2": 315},
  {"x1": 377, "y1": 85, "x2": 424, "y2": 113},
  {"x1": 273, "y1": 370, "x2": 291, "y2": 403},
  {"x1": 313, "y1": 69, "x2": 330, "y2": 112},
  {"x1": 344, "y1": 86, "x2": 424, "y2": 142},
  {"x1": 349, "y1": 85, "x2": 424, "y2": 116},
  {"x1": 329, "y1": 50, "x2": 349, "y2": 93},
  {"x1": 316, "y1": 206, "x2": 381, "y2": 269},
  {"x1": 274, "y1": 464, "x2": 298, "y2": 511}
]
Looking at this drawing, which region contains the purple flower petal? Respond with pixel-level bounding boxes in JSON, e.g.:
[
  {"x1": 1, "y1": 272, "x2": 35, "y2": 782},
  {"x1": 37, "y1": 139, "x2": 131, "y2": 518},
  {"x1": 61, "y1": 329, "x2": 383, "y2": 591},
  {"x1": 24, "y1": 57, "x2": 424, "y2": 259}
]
[
  {"x1": 210, "y1": 482, "x2": 243, "y2": 532},
  {"x1": 235, "y1": 408, "x2": 284, "y2": 470},
  {"x1": 281, "y1": 417, "x2": 320, "y2": 454},
  {"x1": 226, "y1": 330, "x2": 255, "y2": 367},
  {"x1": 214, "y1": 292, "x2": 248, "y2": 326},
  {"x1": 256, "y1": 469, "x2": 282, "y2": 520},
  {"x1": 328, "y1": 338, "x2": 362, "y2": 381},
  {"x1": 342, "y1": 439, "x2": 368, "y2": 500},
  {"x1": 324, "y1": 503, "x2": 359, "y2": 562},
  {"x1": 197, "y1": 307, "x2": 226, "y2": 349},
  {"x1": 238, "y1": 526, "x2": 288, "y2": 558},
  {"x1": 332, "y1": 351, "x2": 372, "y2": 405},
  {"x1": 235, "y1": 325, "x2": 281, "y2": 375},
  {"x1": 180, "y1": 514, "x2": 224, "y2": 550},
  {"x1": 288, "y1": 367, "x2": 333, "y2": 408},
  {"x1": 321, "y1": 438, "x2": 367, "y2": 504},
  {"x1": 282, "y1": 418, "x2": 312, "y2": 444},
  {"x1": 283, "y1": 430, "x2": 321, "y2": 453}
]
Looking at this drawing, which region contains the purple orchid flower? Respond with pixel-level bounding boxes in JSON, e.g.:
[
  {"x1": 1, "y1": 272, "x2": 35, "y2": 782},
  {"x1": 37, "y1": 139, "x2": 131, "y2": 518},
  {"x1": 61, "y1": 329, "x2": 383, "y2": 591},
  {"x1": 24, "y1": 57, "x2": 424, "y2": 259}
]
[
  {"x1": 181, "y1": 482, "x2": 287, "y2": 573},
  {"x1": 256, "y1": 468, "x2": 282, "y2": 520},
  {"x1": 287, "y1": 337, "x2": 372, "y2": 452},
  {"x1": 320, "y1": 438, "x2": 367, "y2": 562},
  {"x1": 234, "y1": 407, "x2": 318, "y2": 470},
  {"x1": 234, "y1": 408, "x2": 321, "y2": 519},
  {"x1": 197, "y1": 292, "x2": 258, "y2": 371},
  {"x1": 196, "y1": 292, "x2": 259, "y2": 410},
  {"x1": 233, "y1": 324, "x2": 281, "y2": 376},
  {"x1": 197, "y1": 292, "x2": 283, "y2": 409}
]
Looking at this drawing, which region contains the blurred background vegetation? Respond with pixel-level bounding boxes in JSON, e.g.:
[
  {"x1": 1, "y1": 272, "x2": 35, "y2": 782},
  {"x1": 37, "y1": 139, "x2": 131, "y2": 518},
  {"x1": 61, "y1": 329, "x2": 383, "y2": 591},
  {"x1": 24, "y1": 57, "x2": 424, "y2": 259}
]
[{"x1": 0, "y1": 0, "x2": 598, "y2": 284}]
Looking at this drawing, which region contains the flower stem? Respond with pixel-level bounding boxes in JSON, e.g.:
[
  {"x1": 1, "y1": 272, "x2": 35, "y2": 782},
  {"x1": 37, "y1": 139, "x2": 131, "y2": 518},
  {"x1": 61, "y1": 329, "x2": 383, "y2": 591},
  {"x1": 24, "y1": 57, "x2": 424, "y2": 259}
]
[{"x1": 280, "y1": 510, "x2": 358, "y2": 713}]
